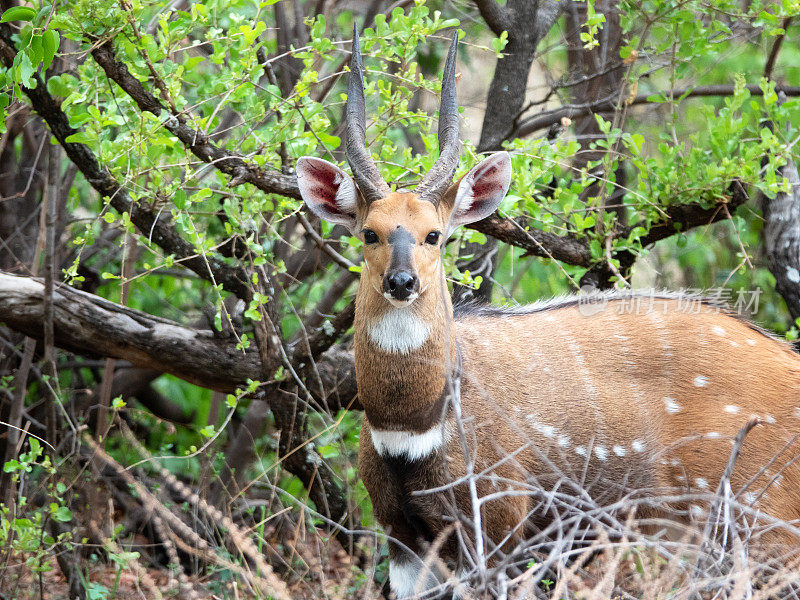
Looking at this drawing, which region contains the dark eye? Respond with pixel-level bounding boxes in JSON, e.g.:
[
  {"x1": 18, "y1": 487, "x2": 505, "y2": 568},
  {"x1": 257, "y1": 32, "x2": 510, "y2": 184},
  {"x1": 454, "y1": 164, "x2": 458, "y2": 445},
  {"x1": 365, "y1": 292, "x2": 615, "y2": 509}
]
[
  {"x1": 425, "y1": 231, "x2": 441, "y2": 245},
  {"x1": 363, "y1": 229, "x2": 378, "y2": 244}
]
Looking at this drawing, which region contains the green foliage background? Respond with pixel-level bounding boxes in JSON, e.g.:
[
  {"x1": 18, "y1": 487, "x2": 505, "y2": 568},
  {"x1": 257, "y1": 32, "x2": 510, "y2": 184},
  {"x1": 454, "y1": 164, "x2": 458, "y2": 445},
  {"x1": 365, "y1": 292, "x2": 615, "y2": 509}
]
[{"x1": 1, "y1": 0, "x2": 800, "y2": 591}]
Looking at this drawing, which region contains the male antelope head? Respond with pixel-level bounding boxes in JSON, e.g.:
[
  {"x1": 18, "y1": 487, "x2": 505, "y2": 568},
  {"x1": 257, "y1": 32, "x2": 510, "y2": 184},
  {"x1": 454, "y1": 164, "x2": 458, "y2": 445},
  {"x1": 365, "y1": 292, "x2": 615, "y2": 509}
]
[{"x1": 297, "y1": 28, "x2": 512, "y2": 309}]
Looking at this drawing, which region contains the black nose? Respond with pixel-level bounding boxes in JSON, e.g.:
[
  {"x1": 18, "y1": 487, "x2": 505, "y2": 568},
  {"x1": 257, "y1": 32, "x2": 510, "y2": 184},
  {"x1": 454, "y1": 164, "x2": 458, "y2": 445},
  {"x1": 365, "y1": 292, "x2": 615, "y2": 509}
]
[{"x1": 384, "y1": 271, "x2": 419, "y2": 300}]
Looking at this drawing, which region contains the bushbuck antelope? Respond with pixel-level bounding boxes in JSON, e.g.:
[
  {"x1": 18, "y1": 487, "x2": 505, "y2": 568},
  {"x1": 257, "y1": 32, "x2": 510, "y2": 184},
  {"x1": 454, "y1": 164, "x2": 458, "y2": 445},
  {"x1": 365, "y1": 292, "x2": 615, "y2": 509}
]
[{"x1": 297, "y1": 28, "x2": 800, "y2": 598}]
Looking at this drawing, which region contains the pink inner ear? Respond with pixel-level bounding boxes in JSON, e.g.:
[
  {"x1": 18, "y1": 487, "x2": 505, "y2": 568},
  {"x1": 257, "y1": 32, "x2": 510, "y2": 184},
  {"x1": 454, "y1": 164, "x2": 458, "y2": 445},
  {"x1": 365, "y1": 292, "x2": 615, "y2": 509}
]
[
  {"x1": 452, "y1": 152, "x2": 511, "y2": 226},
  {"x1": 313, "y1": 184, "x2": 338, "y2": 209},
  {"x1": 468, "y1": 163, "x2": 506, "y2": 212},
  {"x1": 472, "y1": 165, "x2": 503, "y2": 199},
  {"x1": 306, "y1": 163, "x2": 345, "y2": 214}
]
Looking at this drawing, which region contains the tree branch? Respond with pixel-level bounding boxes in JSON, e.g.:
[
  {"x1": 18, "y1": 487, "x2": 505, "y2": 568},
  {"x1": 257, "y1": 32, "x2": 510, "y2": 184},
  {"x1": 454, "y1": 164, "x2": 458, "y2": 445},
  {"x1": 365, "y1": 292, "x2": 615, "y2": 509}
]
[
  {"x1": 460, "y1": 0, "x2": 564, "y2": 302},
  {"x1": 0, "y1": 271, "x2": 356, "y2": 408},
  {"x1": 636, "y1": 180, "x2": 751, "y2": 248},
  {"x1": 580, "y1": 181, "x2": 751, "y2": 288},
  {"x1": 764, "y1": 17, "x2": 792, "y2": 81},
  {"x1": 514, "y1": 84, "x2": 800, "y2": 140},
  {"x1": 0, "y1": 24, "x2": 251, "y2": 299},
  {"x1": 0, "y1": 271, "x2": 258, "y2": 390},
  {"x1": 469, "y1": 213, "x2": 593, "y2": 267},
  {"x1": 90, "y1": 41, "x2": 299, "y2": 198},
  {"x1": 474, "y1": 0, "x2": 510, "y2": 36}
]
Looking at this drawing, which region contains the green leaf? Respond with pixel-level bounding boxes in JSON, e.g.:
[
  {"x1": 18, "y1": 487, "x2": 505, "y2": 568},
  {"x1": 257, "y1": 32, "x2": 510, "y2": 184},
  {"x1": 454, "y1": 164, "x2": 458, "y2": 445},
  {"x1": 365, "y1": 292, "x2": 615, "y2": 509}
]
[
  {"x1": 28, "y1": 34, "x2": 43, "y2": 67},
  {"x1": 64, "y1": 131, "x2": 93, "y2": 144},
  {"x1": 46, "y1": 74, "x2": 72, "y2": 96},
  {"x1": 1, "y1": 6, "x2": 36, "y2": 23},
  {"x1": 53, "y1": 506, "x2": 72, "y2": 522},
  {"x1": 18, "y1": 51, "x2": 35, "y2": 86},
  {"x1": 173, "y1": 189, "x2": 187, "y2": 209},
  {"x1": 317, "y1": 132, "x2": 340, "y2": 149},
  {"x1": 628, "y1": 133, "x2": 645, "y2": 155},
  {"x1": 491, "y1": 31, "x2": 508, "y2": 56},
  {"x1": 41, "y1": 30, "x2": 59, "y2": 71}
]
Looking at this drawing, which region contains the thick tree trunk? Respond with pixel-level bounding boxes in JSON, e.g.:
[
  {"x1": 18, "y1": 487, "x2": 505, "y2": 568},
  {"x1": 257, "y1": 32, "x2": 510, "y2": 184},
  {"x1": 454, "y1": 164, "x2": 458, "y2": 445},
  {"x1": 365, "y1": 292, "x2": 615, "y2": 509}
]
[
  {"x1": 762, "y1": 159, "x2": 800, "y2": 323},
  {"x1": 456, "y1": 0, "x2": 564, "y2": 303}
]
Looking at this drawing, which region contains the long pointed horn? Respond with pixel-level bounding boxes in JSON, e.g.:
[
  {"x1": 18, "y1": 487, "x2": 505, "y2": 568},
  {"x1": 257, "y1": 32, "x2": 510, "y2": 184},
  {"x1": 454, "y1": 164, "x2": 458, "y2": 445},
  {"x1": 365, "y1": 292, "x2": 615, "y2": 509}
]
[
  {"x1": 416, "y1": 31, "x2": 462, "y2": 205},
  {"x1": 346, "y1": 25, "x2": 390, "y2": 203}
]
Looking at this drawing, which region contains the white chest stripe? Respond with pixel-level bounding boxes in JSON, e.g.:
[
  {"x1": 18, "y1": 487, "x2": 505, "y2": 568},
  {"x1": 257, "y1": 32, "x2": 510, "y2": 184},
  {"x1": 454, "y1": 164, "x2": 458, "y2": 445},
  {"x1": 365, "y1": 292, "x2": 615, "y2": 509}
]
[
  {"x1": 371, "y1": 425, "x2": 447, "y2": 461},
  {"x1": 368, "y1": 308, "x2": 431, "y2": 354}
]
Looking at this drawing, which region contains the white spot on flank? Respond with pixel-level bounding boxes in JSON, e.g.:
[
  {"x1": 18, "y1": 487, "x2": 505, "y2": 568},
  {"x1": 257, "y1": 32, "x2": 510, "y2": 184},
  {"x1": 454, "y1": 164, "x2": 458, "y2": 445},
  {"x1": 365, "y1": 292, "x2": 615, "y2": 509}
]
[
  {"x1": 764, "y1": 414, "x2": 776, "y2": 424},
  {"x1": 613, "y1": 445, "x2": 626, "y2": 457},
  {"x1": 693, "y1": 375, "x2": 709, "y2": 388},
  {"x1": 724, "y1": 405, "x2": 741, "y2": 415},
  {"x1": 746, "y1": 339, "x2": 757, "y2": 346},
  {"x1": 368, "y1": 308, "x2": 431, "y2": 354},
  {"x1": 575, "y1": 446, "x2": 587, "y2": 457},
  {"x1": 695, "y1": 477, "x2": 709, "y2": 489},
  {"x1": 787, "y1": 267, "x2": 800, "y2": 283},
  {"x1": 526, "y1": 415, "x2": 556, "y2": 438},
  {"x1": 389, "y1": 560, "x2": 440, "y2": 598},
  {"x1": 371, "y1": 425, "x2": 447, "y2": 461},
  {"x1": 712, "y1": 325, "x2": 727, "y2": 336},
  {"x1": 594, "y1": 446, "x2": 609, "y2": 461},
  {"x1": 632, "y1": 439, "x2": 646, "y2": 453},
  {"x1": 558, "y1": 434, "x2": 571, "y2": 448},
  {"x1": 664, "y1": 397, "x2": 681, "y2": 414}
]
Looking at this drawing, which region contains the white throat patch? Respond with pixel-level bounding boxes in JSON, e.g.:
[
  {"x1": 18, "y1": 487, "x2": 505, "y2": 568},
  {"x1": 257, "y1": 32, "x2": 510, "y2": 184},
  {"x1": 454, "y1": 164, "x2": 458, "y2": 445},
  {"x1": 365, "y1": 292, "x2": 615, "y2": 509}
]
[
  {"x1": 371, "y1": 425, "x2": 448, "y2": 461},
  {"x1": 368, "y1": 307, "x2": 431, "y2": 354}
]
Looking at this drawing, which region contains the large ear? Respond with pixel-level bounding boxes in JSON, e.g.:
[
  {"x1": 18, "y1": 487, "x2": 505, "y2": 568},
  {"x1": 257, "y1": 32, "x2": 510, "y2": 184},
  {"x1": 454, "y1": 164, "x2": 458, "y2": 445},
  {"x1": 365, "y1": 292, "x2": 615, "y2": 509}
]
[
  {"x1": 296, "y1": 156, "x2": 359, "y2": 231},
  {"x1": 445, "y1": 152, "x2": 512, "y2": 230}
]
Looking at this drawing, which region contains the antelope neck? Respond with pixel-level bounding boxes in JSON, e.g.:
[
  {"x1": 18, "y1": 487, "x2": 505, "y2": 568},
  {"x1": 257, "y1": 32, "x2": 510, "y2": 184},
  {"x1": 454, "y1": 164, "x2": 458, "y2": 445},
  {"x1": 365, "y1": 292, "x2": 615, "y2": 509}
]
[{"x1": 354, "y1": 277, "x2": 459, "y2": 434}]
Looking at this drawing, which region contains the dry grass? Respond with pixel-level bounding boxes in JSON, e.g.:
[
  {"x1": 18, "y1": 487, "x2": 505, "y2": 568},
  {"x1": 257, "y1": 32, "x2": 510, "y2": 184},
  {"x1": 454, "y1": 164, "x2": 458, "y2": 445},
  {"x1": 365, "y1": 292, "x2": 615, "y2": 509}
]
[{"x1": 6, "y1": 416, "x2": 800, "y2": 600}]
